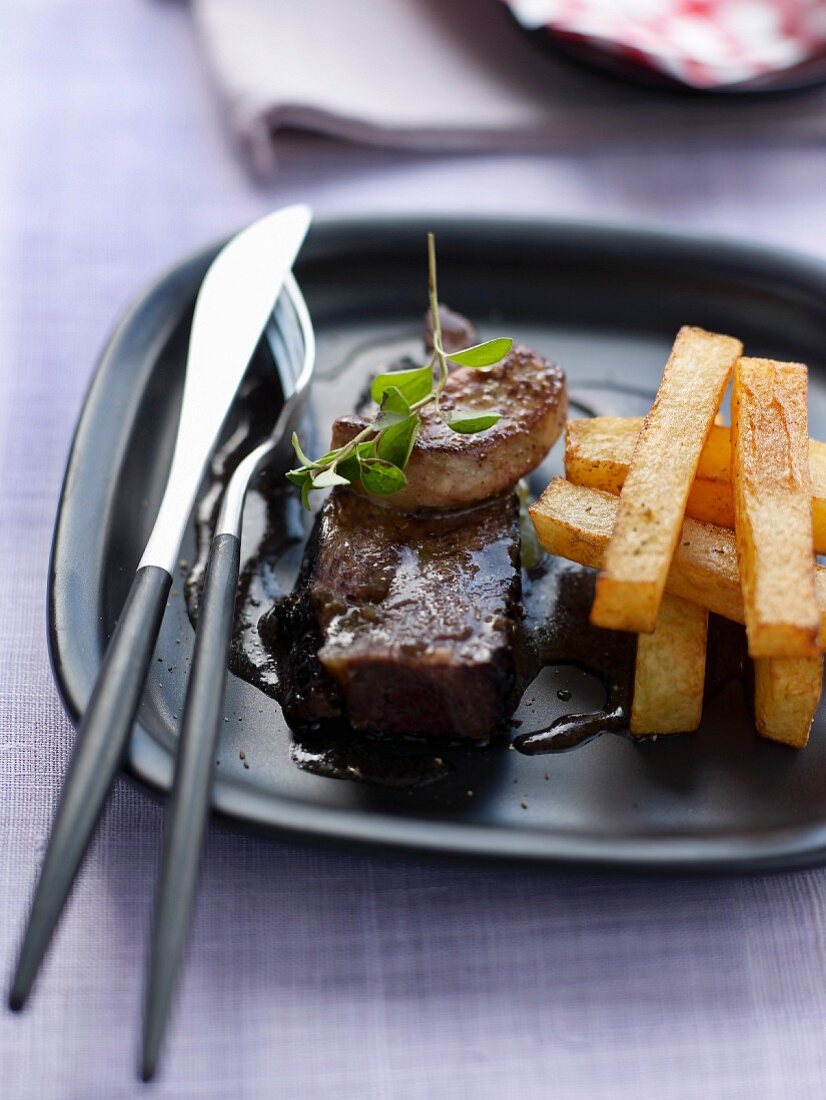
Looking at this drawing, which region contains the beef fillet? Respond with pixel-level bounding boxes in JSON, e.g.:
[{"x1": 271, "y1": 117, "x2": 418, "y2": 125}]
[{"x1": 270, "y1": 489, "x2": 522, "y2": 740}]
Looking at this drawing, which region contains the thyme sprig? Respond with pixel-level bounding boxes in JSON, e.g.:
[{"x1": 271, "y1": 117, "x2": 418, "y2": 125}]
[{"x1": 287, "y1": 233, "x2": 512, "y2": 508}]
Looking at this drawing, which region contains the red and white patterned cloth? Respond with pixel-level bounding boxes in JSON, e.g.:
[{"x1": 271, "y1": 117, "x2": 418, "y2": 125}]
[{"x1": 506, "y1": 0, "x2": 826, "y2": 88}]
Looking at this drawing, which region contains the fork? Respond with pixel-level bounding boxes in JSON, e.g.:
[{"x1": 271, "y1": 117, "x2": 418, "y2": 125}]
[
  {"x1": 9, "y1": 204, "x2": 311, "y2": 1015},
  {"x1": 141, "y1": 274, "x2": 315, "y2": 1080}
]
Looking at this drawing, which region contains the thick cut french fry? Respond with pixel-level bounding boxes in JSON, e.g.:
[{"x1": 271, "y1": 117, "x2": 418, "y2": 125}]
[
  {"x1": 731, "y1": 359, "x2": 819, "y2": 658},
  {"x1": 591, "y1": 327, "x2": 741, "y2": 633},
  {"x1": 531, "y1": 479, "x2": 744, "y2": 618},
  {"x1": 565, "y1": 418, "x2": 826, "y2": 549},
  {"x1": 630, "y1": 595, "x2": 708, "y2": 736},
  {"x1": 565, "y1": 417, "x2": 637, "y2": 495},
  {"x1": 754, "y1": 655, "x2": 823, "y2": 748},
  {"x1": 566, "y1": 417, "x2": 735, "y2": 528},
  {"x1": 528, "y1": 479, "x2": 826, "y2": 648}
]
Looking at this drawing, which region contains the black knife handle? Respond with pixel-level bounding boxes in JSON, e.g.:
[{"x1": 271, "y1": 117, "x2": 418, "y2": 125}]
[
  {"x1": 142, "y1": 533, "x2": 240, "y2": 1080},
  {"x1": 10, "y1": 565, "x2": 172, "y2": 1011}
]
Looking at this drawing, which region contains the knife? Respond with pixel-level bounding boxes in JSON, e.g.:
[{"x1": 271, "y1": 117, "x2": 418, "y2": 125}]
[{"x1": 10, "y1": 204, "x2": 312, "y2": 1011}]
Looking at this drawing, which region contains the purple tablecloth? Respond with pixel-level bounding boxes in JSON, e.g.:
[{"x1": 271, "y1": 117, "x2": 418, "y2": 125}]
[{"x1": 6, "y1": 3, "x2": 826, "y2": 1098}]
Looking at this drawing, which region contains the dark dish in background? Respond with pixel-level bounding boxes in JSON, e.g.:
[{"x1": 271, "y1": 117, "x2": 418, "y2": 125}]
[{"x1": 506, "y1": 0, "x2": 826, "y2": 94}]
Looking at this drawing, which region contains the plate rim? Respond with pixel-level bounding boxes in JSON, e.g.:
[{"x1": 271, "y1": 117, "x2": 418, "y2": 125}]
[{"x1": 48, "y1": 213, "x2": 826, "y2": 873}]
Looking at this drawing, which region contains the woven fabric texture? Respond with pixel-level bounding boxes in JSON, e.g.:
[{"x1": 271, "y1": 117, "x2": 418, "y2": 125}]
[{"x1": 5, "y1": 3, "x2": 826, "y2": 1098}]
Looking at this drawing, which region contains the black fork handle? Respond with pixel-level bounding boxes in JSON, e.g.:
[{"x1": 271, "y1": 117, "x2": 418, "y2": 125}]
[
  {"x1": 10, "y1": 565, "x2": 171, "y2": 1010},
  {"x1": 142, "y1": 533, "x2": 240, "y2": 1080}
]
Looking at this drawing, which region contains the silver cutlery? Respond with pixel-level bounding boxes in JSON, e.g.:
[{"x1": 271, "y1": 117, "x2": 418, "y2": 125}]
[
  {"x1": 142, "y1": 273, "x2": 315, "y2": 1079},
  {"x1": 10, "y1": 204, "x2": 312, "y2": 1013}
]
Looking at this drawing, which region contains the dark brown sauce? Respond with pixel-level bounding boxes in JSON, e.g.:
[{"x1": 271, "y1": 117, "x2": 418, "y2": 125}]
[
  {"x1": 290, "y1": 730, "x2": 453, "y2": 787},
  {"x1": 512, "y1": 559, "x2": 752, "y2": 755},
  {"x1": 184, "y1": 341, "x2": 752, "y2": 783}
]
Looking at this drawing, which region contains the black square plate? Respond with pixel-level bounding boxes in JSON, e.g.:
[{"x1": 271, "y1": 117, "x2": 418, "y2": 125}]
[{"x1": 49, "y1": 216, "x2": 826, "y2": 871}]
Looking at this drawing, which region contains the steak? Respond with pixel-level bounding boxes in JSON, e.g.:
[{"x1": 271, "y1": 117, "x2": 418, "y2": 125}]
[
  {"x1": 269, "y1": 489, "x2": 522, "y2": 740},
  {"x1": 270, "y1": 312, "x2": 567, "y2": 742}
]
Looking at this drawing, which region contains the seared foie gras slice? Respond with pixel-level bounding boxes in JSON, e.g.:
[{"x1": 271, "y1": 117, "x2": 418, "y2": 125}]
[
  {"x1": 332, "y1": 343, "x2": 567, "y2": 511},
  {"x1": 271, "y1": 489, "x2": 522, "y2": 739}
]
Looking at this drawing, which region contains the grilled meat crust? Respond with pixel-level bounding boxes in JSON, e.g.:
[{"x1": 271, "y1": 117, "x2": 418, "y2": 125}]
[
  {"x1": 332, "y1": 343, "x2": 567, "y2": 511},
  {"x1": 270, "y1": 489, "x2": 522, "y2": 739}
]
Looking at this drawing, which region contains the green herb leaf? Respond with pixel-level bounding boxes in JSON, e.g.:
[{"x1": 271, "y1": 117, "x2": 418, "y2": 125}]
[
  {"x1": 371, "y1": 364, "x2": 433, "y2": 406},
  {"x1": 290, "y1": 432, "x2": 315, "y2": 468},
  {"x1": 336, "y1": 455, "x2": 359, "y2": 485},
  {"x1": 360, "y1": 460, "x2": 408, "y2": 496},
  {"x1": 377, "y1": 415, "x2": 419, "y2": 468},
  {"x1": 311, "y1": 467, "x2": 351, "y2": 489},
  {"x1": 449, "y1": 338, "x2": 512, "y2": 368},
  {"x1": 286, "y1": 468, "x2": 312, "y2": 488},
  {"x1": 337, "y1": 441, "x2": 376, "y2": 484},
  {"x1": 447, "y1": 412, "x2": 502, "y2": 434},
  {"x1": 287, "y1": 466, "x2": 320, "y2": 510},
  {"x1": 285, "y1": 235, "x2": 513, "y2": 509},
  {"x1": 373, "y1": 385, "x2": 411, "y2": 430}
]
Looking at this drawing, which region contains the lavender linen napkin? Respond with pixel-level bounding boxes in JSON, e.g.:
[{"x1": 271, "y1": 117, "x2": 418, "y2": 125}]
[{"x1": 193, "y1": 0, "x2": 826, "y2": 175}]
